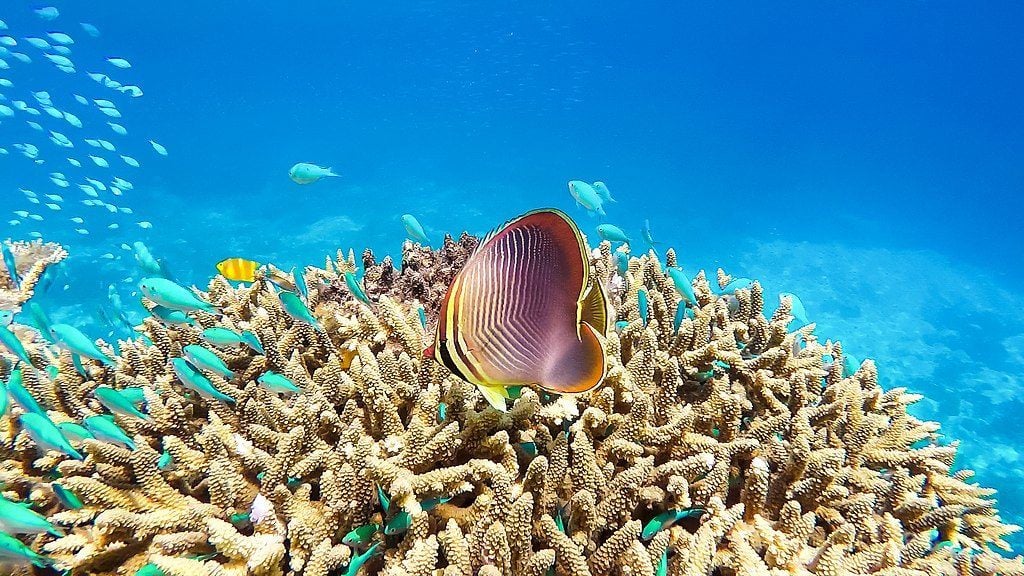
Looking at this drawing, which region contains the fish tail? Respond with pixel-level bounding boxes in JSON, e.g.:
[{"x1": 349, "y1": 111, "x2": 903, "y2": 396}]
[{"x1": 325, "y1": 168, "x2": 340, "y2": 177}]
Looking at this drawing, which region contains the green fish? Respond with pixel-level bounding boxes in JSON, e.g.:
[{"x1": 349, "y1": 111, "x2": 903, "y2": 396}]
[
  {"x1": 0, "y1": 324, "x2": 32, "y2": 364},
  {"x1": 49, "y1": 323, "x2": 115, "y2": 366},
  {"x1": 293, "y1": 267, "x2": 309, "y2": 301},
  {"x1": 666, "y1": 267, "x2": 697, "y2": 307},
  {"x1": 718, "y1": 277, "x2": 753, "y2": 295},
  {"x1": 437, "y1": 402, "x2": 447, "y2": 421},
  {"x1": 344, "y1": 272, "x2": 371, "y2": 305},
  {"x1": 417, "y1": 305, "x2": 427, "y2": 330},
  {"x1": 139, "y1": 277, "x2": 217, "y2": 313},
  {"x1": 158, "y1": 450, "x2": 173, "y2": 470},
  {"x1": 44, "y1": 364, "x2": 59, "y2": 380},
  {"x1": 119, "y1": 387, "x2": 148, "y2": 405},
  {"x1": 94, "y1": 386, "x2": 150, "y2": 420},
  {"x1": 0, "y1": 380, "x2": 7, "y2": 416},
  {"x1": 376, "y1": 485, "x2": 391, "y2": 512},
  {"x1": 518, "y1": 441, "x2": 538, "y2": 457},
  {"x1": 2, "y1": 242, "x2": 18, "y2": 286},
  {"x1": 344, "y1": 541, "x2": 382, "y2": 576},
  {"x1": 641, "y1": 219, "x2": 660, "y2": 248},
  {"x1": 51, "y1": 483, "x2": 83, "y2": 510},
  {"x1": 779, "y1": 292, "x2": 809, "y2": 328},
  {"x1": 279, "y1": 291, "x2": 320, "y2": 327},
  {"x1": 229, "y1": 512, "x2": 250, "y2": 525},
  {"x1": 201, "y1": 327, "x2": 246, "y2": 348},
  {"x1": 672, "y1": 302, "x2": 694, "y2": 333},
  {"x1": 57, "y1": 422, "x2": 94, "y2": 443},
  {"x1": 641, "y1": 508, "x2": 704, "y2": 540},
  {"x1": 0, "y1": 495, "x2": 64, "y2": 536},
  {"x1": 342, "y1": 523, "x2": 381, "y2": 547},
  {"x1": 638, "y1": 288, "x2": 649, "y2": 327},
  {"x1": 656, "y1": 549, "x2": 668, "y2": 576},
  {"x1": 0, "y1": 531, "x2": 56, "y2": 568},
  {"x1": 170, "y1": 358, "x2": 235, "y2": 404},
  {"x1": 614, "y1": 251, "x2": 629, "y2": 275},
  {"x1": 843, "y1": 354, "x2": 860, "y2": 378},
  {"x1": 401, "y1": 214, "x2": 430, "y2": 243},
  {"x1": 150, "y1": 305, "x2": 195, "y2": 326},
  {"x1": 183, "y1": 344, "x2": 234, "y2": 379},
  {"x1": 83, "y1": 415, "x2": 136, "y2": 450},
  {"x1": 257, "y1": 371, "x2": 299, "y2": 394},
  {"x1": 384, "y1": 511, "x2": 410, "y2": 535},
  {"x1": 597, "y1": 224, "x2": 631, "y2": 244},
  {"x1": 241, "y1": 330, "x2": 264, "y2": 354},
  {"x1": 26, "y1": 302, "x2": 54, "y2": 343},
  {"x1": 614, "y1": 320, "x2": 629, "y2": 332},
  {"x1": 135, "y1": 564, "x2": 166, "y2": 576},
  {"x1": 20, "y1": 413, "x2": 84, "y2": 460}
]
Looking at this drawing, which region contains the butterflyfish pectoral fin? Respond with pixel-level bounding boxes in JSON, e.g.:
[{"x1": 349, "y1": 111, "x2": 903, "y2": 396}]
[
  {"x1": 579, "y1": 280, "x2": 609, "y2": 336},
  {"x1": 478, "y1": 384, "x2": 510, "y2": 412}
]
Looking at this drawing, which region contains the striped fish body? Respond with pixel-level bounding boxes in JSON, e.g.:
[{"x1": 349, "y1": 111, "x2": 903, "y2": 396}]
[
  {"x1": 217, "y1": 257, "x2": 259, "y2": 282},
  {"x1": 428, "y1": 209, "x2": 607, "y2": 411}
]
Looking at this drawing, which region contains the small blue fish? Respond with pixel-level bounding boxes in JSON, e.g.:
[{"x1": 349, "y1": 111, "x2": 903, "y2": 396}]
[
  {"x1": 642, "y1": 219, "x2": 659, "y2": 247},
  {"x1": 150, "y1": 305, "x2": 194, "y2": 326},
  {"x1": 158, "y1": 450, "x2": 173, "y2": 470},
  {"x1": 656, "y1": 549, "x2": 668, "y2": 576},
  {"x1": 672, "y1": 302, "x2": 694, "y2": 333},
  {"x1": 202, "y1": 327, "x2": 246, "y2": 348},
  {"x1": 83, "y1": 415, "x2": 135, "y2": 450},
  {"x1": 614, "y1": 251, "x2": 629, "y2": 275},
  {"x1": 597, "y1": 224, "x2": 631, "y2": 244},
  {"x1": 719, "y1": 277, "x2": 753, "y2": 295},
  {"x1": 344, "y1": 541, "x2": 382, "y2": 576},
  {"x1": 171, "y1": 358, "x2": 235, "y2": 404},
  {"x1": 843, "y1": 354, "x2": 860, "y2": 377},
  {"x1": 417, "y1": 304, "x2": 428, "y2": 330},
  {"x1": 20, "y1": 413, "x2": 84, "y2": 460},
  {"x1": 641, "y1": 508, "x2": 703, "y2": 540},
  {"x1": 342, "y1": 523, "x2": 381, "y2": 547},
  {"x1": 0, "y1": 324, "x2": 32, "y2": 364},
  {"x1": 344, "y1": 272, "x2": 371, "y2": 305},
  {"x1": 637, "y1": 288, "x2": 649, "y2": 326},
  {"x1": 51, "y1": 483, "x2": 84, "y2": 509},
  {"x1": 780, "y1": 292, "x2": 808, "y2": 327},
  {"x1": 0, "y1": 380, "x2": 7, "y2": 416},
  {"x1": 567, "y1": 180, "x2": 606, "y2": 216},
  {"x1": 139, "y1": 277, "x2": 216, "y2": 313},
  {"x1": 279, "y1": 291, "x2": 320, "y2": 327},
  {"x1": 183, "y1": 344, "x2": 234, "y2": 379},
  {"x1": 241, "y1": 330, "x2": 264, "y2": 354},
  {"x1": 384, "y1": 511, "x2": 411, "y2": 535},
  {"x1": 27, "y1": 302, "x2": 54, "y2": 343},
  {"x1": 1, "y1": 242, "x2": 18, "y2": 286},
  {"x1": 614, "y1": 320, "x2": 629, "y2": 332},
  {"x1": 0, "y1": 495, "x2": 64, "y2": 536},
  {"x1": 402, "y1": 214, "x2": 430, "y2": 243},
  {"x1": 94, "y1": 386, "x2": 149, "y2": 420},
  {"x1": 57, "y1": 422, "x2": 94, "y2": 442},
  {"x1": 0, "y1": 531, "x2": 56, "y2": 569},
  {"x1": 592, "y1": 181, "x2": 616, "y2": 203},
  {"x1": 50, "y1": 323, "x2": 115, "y2": 366},
  {"x1": 666, "y1": 267, "x2": 697, "y2": 307},
  {"x1": 293, "y1": 266, "x2": 309, "y2": 301},
  {"x1": 257, "y1": 371, "x2": 299, "y2": 394},
  {"x1": 7, "y1": 369, "x2": 45, "y2": 415}
]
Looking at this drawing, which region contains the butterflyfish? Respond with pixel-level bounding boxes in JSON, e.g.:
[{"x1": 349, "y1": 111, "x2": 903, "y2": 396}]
[
  {"x1": 216, "y1": 257, "x2": 259, "y2": 282},
  {"x1": 425, "y1": 208, "x2": 608, "y2": 411}
]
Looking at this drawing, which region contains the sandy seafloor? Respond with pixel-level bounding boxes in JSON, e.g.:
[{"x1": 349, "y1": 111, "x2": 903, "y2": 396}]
[{"x1": 2, "y1": 0, "x2": 1024, "y2": 554}]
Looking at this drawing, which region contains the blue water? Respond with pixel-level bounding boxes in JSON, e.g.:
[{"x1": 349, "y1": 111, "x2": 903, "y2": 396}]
[{"x1": 3, "y1": 0, "x2": 1023, "y2": 552}]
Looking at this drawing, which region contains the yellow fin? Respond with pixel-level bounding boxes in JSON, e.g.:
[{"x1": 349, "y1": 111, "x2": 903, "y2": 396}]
[
  {"x1": 478, "y1": 384, "x2": 509, "y2": 412},
  {"x1": 579, "y1": 280, "x2": 609, "y2": 336}
]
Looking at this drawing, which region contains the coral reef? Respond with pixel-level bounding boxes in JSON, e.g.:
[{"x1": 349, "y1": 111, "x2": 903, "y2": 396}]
[
  {"x1": 0, "y1": 232, "x2": 1022, "y2": 576},
  {"x1": 0, "y1": 240, "x2": 67, "y2": 311}
]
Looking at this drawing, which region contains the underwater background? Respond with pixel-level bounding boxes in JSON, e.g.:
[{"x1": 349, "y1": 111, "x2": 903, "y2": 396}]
[{"x1": 2, "y1": 0, "x2": 1023, "y2": 553}]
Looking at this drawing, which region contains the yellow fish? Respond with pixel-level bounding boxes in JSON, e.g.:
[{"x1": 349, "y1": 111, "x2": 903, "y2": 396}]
[{"x1": 216, "y1": 257, "x2": 259, "y2": 282}]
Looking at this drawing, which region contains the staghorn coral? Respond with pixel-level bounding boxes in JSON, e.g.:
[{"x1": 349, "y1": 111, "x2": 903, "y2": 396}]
[
  {"x1": 0, "y1": 234, "x2": 1021, "y2": 576},
  {"x1": 0, "y1": 239, "x2": 68, "y2": 311}
]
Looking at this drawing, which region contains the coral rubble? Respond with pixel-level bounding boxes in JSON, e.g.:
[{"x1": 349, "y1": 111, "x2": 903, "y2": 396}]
[{"x1": 0, "y1": 232, "x2": 1021, "y2": 576}]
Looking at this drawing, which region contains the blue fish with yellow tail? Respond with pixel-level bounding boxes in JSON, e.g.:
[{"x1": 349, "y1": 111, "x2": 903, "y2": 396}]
[
  {"x1": 0, "y1": 531, "x2": 56, "y2": 569},
  {"x1": 0, "y1": 323, "x2": 32, "y2": 364},
  {"x1": 183, "y1": 344, "x2": 234, "y2": 379},
  {"x1": 402, "y1": 214, "x2": 430, "y2": 243},
  {"x1": 20, "y1": 413, "x2": 84, "y2": 460},
  {"x1": 84, "y1": 415, "x2": 135, "y2": 450},
  {"x1": 257, "y1": 370, "x2": 300, "y2": 394},
  {"x1": 666, "y1": 267, "x2": 697, "y2": 307},
  {"x1": 279, "y1": 291, "x2": 320, "y2": 327},
  {"x1": 344, "y1": 272, "x2": 371, "y2": 305},
  {"x1": 0, "y1": 494, "x2": 64, "y2": 536},
  {"x1": 7, "y1": 369, "x2": 45, "y2": 415},
  {"x1": 49, "y1": 323, "x2": 115, "y2": 366},
  {"x1": 94, "y1": 386, "x2": 149, "y2": 420},
  {"x1": 139, "y1": 277, "x2": 216, "y2": 313},
  {"x1": 171, "y1": 358, "x2": 235, "y2": 404},
  {"x1": 2, "y1": 242, "x2": 18, "y2": 287},
  {"x1": 426, "y1": 209, "x2": 608, "y2": 412}
]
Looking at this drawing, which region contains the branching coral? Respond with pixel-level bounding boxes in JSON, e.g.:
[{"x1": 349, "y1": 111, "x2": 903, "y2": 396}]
[
  {"x1": 0, "y1": 233, "x2": 1021, "y2": 576},
  {"x1": 0, "y1": 240, "x2": 67, "y2": 311}
]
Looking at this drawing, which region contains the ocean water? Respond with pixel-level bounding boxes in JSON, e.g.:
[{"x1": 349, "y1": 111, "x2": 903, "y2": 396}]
[{"x1": 2, "y1": 0, "x2": 1023, "y2": 553}]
